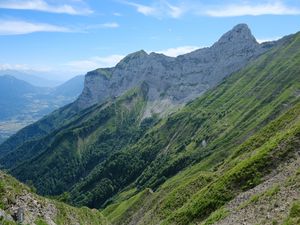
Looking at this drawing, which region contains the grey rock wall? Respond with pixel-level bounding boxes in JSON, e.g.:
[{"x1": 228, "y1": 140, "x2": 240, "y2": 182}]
[{"x1": 76, "y1": 24, "x2": 274, "y2": 116}]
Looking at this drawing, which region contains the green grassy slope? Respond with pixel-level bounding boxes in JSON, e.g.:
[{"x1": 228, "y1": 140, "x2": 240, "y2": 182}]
[
  {"x1": 7, "y1": 83, "x2": 154, "y2": 200},
  {"x1": 100, "y1": 33, "x2": 300, "y2": 224},
  {"x1": 164, "y1": 105, "x2": 300, "y2": 225},
  {"x1": 284, "y1": 201, "x2": 300, "y2": 225},
  {"x1": 134, "y1": 34, "x2": 300, "y2": 191},
  {"x1": 103, "y1": 121, "x2": 300, "y2": 225},
  {"x1": 71, "y1": 31, "x2": 300, "y2": 212},
  {"x1": 0, "y1": 171, "x2": 108, "y2": 225}
]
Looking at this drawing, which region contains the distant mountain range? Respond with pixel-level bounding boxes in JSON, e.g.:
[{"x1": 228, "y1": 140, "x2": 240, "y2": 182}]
[
  {"x1": 0, "y1": 74, "x2": 84, "y2": 142},
  {"x1": 0, "y1": 24, "x2": 299, "y2": 225}
]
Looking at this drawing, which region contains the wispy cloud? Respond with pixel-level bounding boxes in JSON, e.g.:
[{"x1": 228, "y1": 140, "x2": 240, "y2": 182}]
[
  {"x1": 204, "y1": 1, "x2": 300, "y2": 17},
  {"x1": 0, "y1": 19, "x2": 120, "y2": 35},
  {"x1": 0, "y1": 54, "x2": 125, "y2": 75},
  {"x1": 123, "y1": 0, "x2": 300, "y2": 18},
  {"x1": 154, "y1": 45, "x2": 201, "y2": 57},
  {"x1": 0, "y1": 20, "x2": 71, "y2": 35},
  {"x1": 66, "y1": 55, "x2": 125, "y2": 73},
  {"x1": 124, "y1": 2, "x2": 157, "y2": 16},
  {"x1": 0, "y1": 63, "x2": 52, "y2": 72},
  {"x1": 98, "y1": 23, "x2": 120, "y2": 28},
  {"x1": 123, "y1": 1, "x2": 185, "y2": 18},
  {"x1": 84, "y1": 22, "x2": 120, "y2": 30},
  {"x1": 164, "y1": 1, "x2": 185, "y2": 18},
  {"x1": 0, "y1": 63, "x2": 33, "y2": 71},
  {"x1": 65, "y1": 46, "x2": 201, "y2": 73},
  {"x1": 256, "y1": 36, "x2": 282, "y2": 43},
  {"x1": 113, "y1": 12, "x2": 122, "y2": 16},
  {"x1": 0, "y1": 46, "x2": 202, "y2": 74},
  {"x1": 0, "y1": 0, "x2": 93, "y2": 15}
]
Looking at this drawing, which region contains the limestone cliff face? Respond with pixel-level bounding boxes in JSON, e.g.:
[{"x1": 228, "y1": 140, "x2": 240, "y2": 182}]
[{"x1": 76, "y1": 24, "x2": 273, "y2": 115}]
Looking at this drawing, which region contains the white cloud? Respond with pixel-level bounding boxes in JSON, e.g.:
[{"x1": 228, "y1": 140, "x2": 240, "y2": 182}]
[
  {"x1": 1, "y1": 46, "x2": 202, "y2": 75},
  {"x1": 154, "y1": 46, "x2": 201, "y2": 57},
  {"x1": 85, "y1": 22, "x2": 120, "y2": 30},
  {"x1": 113, "y1": 12, "x2": 122, "y2": 16},
  {"x1": 164, "y1": 2, "x2": 185, "y2": 18},
  {"x1": 0, "y1": 63, "x2": 52, "y2": 72},
  {"x1": 0, "y1": 63, "x2": 31, "y2": 71},
  {"x1": 64, "y1": 46, "x2": 202, "y2": 73},
  {"x1": 66, "y1": 55, "x2": 125, "y2": 73},
  {"x1": 0, "y1": 54, "x2": 125, "y2": 76},
  {"x1": 0, "y1": 0, "x2": 93, "y2": 15},
  {"x1": 0, "y1": 20, "x2": 71, "y2": 35},
  {"x1": 123, "y1": 1, "x2": 185, "y2": 18},
  {"x1": 123, "y1": 0, "x2": 300, "y2": 18},
  {"x1": 204, "y1": 1, "x2": 300, "y2": 17},
  {"x1": 0, "y1": 20, "x2": 119, "y2": 36},
  {"x1": 125, "y1": 1, "x2": 157, "y2": 16},
  {"x1": 257, "y1": 36, "x2": 282, "y2": 43},
  {"x1": 99, "y1": 23, "x2": 120, "y2": 28}
]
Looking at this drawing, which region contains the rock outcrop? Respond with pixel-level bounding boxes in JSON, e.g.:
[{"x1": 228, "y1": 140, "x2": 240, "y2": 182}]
[
  {"x1": 76, "y1": 24, "x2": 273, "y2": 116},
  {"x1": 0, "y1": 171, "x2": 108, "y2": 225}
]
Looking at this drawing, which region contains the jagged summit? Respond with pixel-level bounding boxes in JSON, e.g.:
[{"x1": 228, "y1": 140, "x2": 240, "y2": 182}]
[
  {"x1": 233, "y1": 23, "x2": 250, "y2": 31},
  {"x1": 216, "y1": 23, "x2": 258, "y2": 45},
  {"x1": 117, "y1": 50, "x2": 148, "y2": 66},
  {"x1": 125, "y1": 49, "x2": 148, "y2": 58}
]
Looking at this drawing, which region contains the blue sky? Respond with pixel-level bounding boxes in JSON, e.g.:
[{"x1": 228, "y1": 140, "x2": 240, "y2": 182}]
[{"x1": 0, "y1": 0, "x2": 300, "y2": 80}]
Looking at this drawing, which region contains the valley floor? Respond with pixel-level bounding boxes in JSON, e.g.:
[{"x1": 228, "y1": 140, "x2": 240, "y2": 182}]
[{"x1": 0, "y1": 119, "x2": 35, "y2": 143}]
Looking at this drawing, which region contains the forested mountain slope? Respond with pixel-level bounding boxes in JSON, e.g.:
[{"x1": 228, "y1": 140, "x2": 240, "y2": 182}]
[{"x1": 3, "y1": 84, "x2": 153, "y2": 198}]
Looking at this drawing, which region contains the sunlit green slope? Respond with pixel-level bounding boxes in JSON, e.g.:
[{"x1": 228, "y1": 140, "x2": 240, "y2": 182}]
[{"x1": 101, "y1": 33, "x2": 300, "y2": 224}]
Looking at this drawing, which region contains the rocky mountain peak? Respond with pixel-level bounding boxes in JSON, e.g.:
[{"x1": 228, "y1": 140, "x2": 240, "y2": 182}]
[
  {"x1": 216, "y1": 23, "x2": 258, "y2": 45},
  {"x1": 76, "y1": 24, "x2": 273, "y2": 112},
  {"x1": 126, "y1": 49, "x2": 148, "y2": 58},
  {"x1": 116, "y1": 50, "x2": 148, "y2": 68}
]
